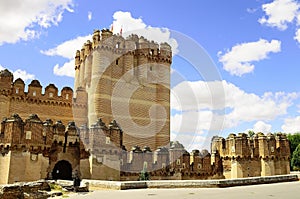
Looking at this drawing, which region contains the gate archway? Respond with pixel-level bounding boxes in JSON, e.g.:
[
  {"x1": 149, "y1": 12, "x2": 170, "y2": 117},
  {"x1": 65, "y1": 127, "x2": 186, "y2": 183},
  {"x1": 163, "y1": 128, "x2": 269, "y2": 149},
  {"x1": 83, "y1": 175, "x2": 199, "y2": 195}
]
[{"x1": 52, "y1": 160, "x2": 72, "y2": 180}]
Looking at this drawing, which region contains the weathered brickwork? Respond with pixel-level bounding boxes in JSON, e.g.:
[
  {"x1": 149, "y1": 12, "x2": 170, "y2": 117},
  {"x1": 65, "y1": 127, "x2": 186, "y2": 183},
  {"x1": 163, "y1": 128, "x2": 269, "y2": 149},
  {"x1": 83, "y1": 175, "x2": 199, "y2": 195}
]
[
  {"x1": 0, "y1": 114, "x2": 223, "y2": 183},
  {"x1": 0, "y1": 114, "x2": 89, "y2": 184},
  {"x1": 0, "y1": 70, "x2": 87, "y2": 126},
  {"x1": 73, "y1": 29, "x2": 171, "y2": 150},
  {"x1": 211, "y1": 133, "x2": 290, "y2": 179}
]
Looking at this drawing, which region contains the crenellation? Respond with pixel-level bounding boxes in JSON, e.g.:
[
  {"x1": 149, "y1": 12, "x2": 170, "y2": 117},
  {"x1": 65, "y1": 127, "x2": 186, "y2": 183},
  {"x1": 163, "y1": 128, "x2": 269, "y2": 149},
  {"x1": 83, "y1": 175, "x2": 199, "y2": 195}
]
[
  {"x1": 211, "y1": 132, "x2": 290, "y2": 178},
  {"x1": 0, "y1": 75, "x2": 78, "y2": 126}
]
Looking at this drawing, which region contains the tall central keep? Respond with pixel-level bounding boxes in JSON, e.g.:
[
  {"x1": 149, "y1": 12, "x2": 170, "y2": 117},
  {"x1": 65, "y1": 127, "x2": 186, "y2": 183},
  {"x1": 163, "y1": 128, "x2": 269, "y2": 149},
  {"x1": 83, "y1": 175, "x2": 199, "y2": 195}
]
[{"x1": 73, "y1": 29, "x2": 172, "y2": 150}]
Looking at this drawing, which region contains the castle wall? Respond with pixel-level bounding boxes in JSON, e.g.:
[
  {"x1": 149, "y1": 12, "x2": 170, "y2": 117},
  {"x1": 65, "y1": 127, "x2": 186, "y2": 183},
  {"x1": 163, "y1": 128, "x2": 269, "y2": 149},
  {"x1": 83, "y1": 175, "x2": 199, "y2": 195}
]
[
  {"x1": 89, "y1": 156, "x2": 120, "y2": 181},
  {"x1": 0, "y1": 76, "x2": 87, "y2": 127},
  {"x1": 8, "y1": 151, "x2": 49, "y2": 184},
  {"x1": 9, "y1": 99, "x2": 74, "y2": 125},
  {"x1": 0, "y1": 151, "x2": 11, "y2": 184},
  {"x1": 79, "y1": 158, "x2": 91, "y2": 179},
  {"x1": 211, "y1": 132, "x2": 290, "y2": 179}
]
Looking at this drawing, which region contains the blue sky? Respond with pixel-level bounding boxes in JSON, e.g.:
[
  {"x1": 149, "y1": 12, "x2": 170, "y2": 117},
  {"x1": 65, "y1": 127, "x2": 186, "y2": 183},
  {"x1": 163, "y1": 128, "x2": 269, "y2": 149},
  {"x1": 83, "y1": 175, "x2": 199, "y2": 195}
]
[{"x1": 1, "y1": 0, "x2": 300, "y2": 150}]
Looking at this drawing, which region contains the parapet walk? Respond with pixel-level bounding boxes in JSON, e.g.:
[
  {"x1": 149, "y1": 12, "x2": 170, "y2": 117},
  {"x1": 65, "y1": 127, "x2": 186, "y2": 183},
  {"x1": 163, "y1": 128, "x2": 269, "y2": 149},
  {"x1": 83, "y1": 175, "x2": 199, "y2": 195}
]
[{"x1": 63, "y1": 174, "x2": 298, "y2": 190}]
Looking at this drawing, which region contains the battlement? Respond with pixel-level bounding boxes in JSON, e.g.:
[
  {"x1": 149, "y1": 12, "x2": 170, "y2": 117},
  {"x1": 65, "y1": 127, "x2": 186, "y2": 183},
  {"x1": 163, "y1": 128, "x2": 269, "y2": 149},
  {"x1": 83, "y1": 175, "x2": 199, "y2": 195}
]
[
  {"x1": 211, "y1": 132, "x2": 290, "y2": 160},
  {"x1": 0, "y1": 70, "x2": 73, "y2": 103},
  {"x1": 0, "y1": 114, "x2": 83, "y2": 154},
  {"x1": 0, "y1": 69, "x2": 82, "y2": 126},
  {"x1": 75, "y1": 28, "x2": 172, "y2": 68},
  {"x1": 211, "y1": 132, "x2": 290, "y2": 179}
]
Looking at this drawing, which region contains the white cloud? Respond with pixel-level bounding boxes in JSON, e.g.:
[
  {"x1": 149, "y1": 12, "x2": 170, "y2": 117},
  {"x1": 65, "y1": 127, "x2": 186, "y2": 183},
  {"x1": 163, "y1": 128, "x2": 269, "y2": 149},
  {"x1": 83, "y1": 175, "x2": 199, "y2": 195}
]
[
  {"x1": 294, "y1": 28, "x2": 300, "y2": 44},
  {"x1": 171, "y1": 80, "x2": 298, "y2": 135},
  {"x1": 42, "y1": 11, "x2": 178, "y2": 77},
  {"x1": 218, "y1": 39, "x2": 281, "y2": 76},
  {"x1": 88, "y1": 11, "x2": 92, "y2": 21},
  {"x1": 111, "y1": 11, "x2": 178, "y2": 54},
  {"x1": 0, "y1": 0, "x2": 74, "y2": 45},
  {"x1": 42, "y1": 34, "x2": 92, "y2": 78},
  {"x1": 41, "y1": 34, "x2": 92, "y2": 59},
  {"x1": 282, "y1": 116, "x2": 300, "y2": 133},
  {"x1": 0, "y1": 65, "x2": 35, "y2": 82},
  {"x1": 171, "y1": 111, "x2": 213, "y2": 133},
  {"x1": 253, "y1": 121, "x2": 272, "y2": 133},
  {"x1": 13, "y1": 69, "x2": 35, "y2": 82},
  {"x1": 53, "y1": 59, "x2": 75, "y2": 77},
  {"x1": 171, "y1": 132, "x2": 208, "y2": 151},
  {"x1": 259, "y1": 0, "x2": 300, "y2": 30}
]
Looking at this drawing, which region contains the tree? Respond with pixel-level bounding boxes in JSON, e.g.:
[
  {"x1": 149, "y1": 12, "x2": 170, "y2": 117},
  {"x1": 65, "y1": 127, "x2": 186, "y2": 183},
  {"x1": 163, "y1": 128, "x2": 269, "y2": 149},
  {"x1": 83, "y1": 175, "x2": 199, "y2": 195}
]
[
  {"x1": 248, "y1": 130, "x2": 255, "y2": 138},
  {"x1": 287, "y1": 133, "x2": 300, "y2": 154},
  {"x1": 292, "y1": 144, "x2": 300, "y2": 171},
  {"x1": 287, "y1": 133, "x2": 300, "y2": 171}
]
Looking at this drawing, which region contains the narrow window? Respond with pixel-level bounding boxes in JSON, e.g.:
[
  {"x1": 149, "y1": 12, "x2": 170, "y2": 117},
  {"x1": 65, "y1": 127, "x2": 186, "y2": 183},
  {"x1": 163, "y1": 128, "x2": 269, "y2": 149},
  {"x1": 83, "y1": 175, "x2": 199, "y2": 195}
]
[
  {"x1": 143, "y1": 161, "x2": 148, "y2": 169},
  {"x1": 33, "y1": 91, "x2": 36, "y2": 96},
  {"x1": 49, "y1": 92, "x2": 53, "y2": 98},
  {"x1": 116, "y1": 42, "x2": 121, "y2": 49},
  {"x1": 176, "y1": 159, "x2": 180, "y2": 165},
  {"x1": 66, "y1": 94, "x2": 69, "y2": 100},
  {"x1": 116, "y1": 59, "x2": 119, "y2": 65},
  {"x1": 106, "y1": 137, "x2": 111, "y2": 144},
  {"x1": 16, "y1": 88, "x2": 19, "y2": 94},
  {"x1": 26, "y1": 131, "x2": 32, "y2": 140},
  {"x1": 149, "y1": 66, "x2": 153, "y2": 71}
]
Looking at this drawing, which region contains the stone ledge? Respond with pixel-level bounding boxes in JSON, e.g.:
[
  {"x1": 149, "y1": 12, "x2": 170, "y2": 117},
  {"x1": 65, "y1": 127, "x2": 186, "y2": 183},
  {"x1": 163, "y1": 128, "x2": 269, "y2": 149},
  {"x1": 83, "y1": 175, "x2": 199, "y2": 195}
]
[{"x1": 82, "y1": 174, "x2": 299, "y2": 190}]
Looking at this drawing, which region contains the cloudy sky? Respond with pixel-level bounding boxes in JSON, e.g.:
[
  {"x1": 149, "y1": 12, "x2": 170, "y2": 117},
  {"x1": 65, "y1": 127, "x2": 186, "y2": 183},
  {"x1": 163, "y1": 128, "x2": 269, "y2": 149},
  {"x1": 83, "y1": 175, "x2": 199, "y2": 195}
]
[{"x1": 1, "y1": 0, "x2": 300, "y2": 150}]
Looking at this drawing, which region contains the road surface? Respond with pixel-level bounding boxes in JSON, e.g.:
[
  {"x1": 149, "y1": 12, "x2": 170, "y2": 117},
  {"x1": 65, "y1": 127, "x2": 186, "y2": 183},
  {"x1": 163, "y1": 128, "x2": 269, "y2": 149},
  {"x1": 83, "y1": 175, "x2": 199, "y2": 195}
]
[{"x1": 59, "y1": 181, "x2": 300, "y2": 199}]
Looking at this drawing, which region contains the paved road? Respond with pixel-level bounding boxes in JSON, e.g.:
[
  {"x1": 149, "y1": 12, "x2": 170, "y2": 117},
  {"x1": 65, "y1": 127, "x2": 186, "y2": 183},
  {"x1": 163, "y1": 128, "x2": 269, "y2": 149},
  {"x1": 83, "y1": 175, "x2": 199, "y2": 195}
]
[{"x1": 63, "y1": 181, "x2": 300, "y2": 199}]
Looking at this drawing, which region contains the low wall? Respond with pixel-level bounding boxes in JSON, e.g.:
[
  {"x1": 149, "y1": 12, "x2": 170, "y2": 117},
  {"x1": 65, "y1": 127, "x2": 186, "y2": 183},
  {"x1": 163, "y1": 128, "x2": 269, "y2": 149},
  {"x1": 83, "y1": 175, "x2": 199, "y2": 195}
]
[
  {"x1": 0, "y1": 180, "x2": 50, "y2": 199},
  {"x1": 82, "y1": 174, "x2": 299, "y2": 190}
]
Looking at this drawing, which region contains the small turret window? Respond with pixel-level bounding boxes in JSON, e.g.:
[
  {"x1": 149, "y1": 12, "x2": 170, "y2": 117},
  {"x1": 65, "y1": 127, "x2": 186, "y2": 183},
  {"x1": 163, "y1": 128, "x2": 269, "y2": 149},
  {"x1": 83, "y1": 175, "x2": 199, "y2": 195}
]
[
  {"x1": 33, "y1": 91, "x2": 36, "y2": 96},
  {"x1": 116, "y1": 59, "x2": 119, "y2": 65},
  {"x1": 116, "y1": 42, "x2": 121, "y2": 49},
  {"x1": 150, "y1": 49, "x2": 154, "y2": 55},
  {"x1": 26, "y1": 131, "x2": 32, "y2": 140},
  {"x1": 66, "y1": 94, "x2": 69, "y2": 100},
  {"x1": 143, "y1": 161, "x2": 148, "y2": 169},
  {"x1": 106, "y1": 137, "x2": 111, "y2": 144},
  {"x1": 49, "y1": 92, "x2": 53, "y2": 98},
  {"x1": 15, "y1": 88, "x2": 19, "y2": 94}
]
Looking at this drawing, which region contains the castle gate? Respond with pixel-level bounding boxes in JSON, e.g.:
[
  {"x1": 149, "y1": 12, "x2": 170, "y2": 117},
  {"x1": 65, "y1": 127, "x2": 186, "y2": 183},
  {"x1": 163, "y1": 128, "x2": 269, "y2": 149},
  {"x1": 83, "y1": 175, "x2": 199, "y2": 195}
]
[{"x1": 52, "y1": 160, "x2": 72, "y2": 180}]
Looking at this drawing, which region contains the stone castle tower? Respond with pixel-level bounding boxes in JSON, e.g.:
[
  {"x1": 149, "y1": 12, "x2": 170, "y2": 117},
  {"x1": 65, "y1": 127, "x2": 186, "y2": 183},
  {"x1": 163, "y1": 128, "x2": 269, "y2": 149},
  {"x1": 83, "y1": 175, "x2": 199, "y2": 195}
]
[{"x1": 73, "y1": 29, "x2": 172, "y2": 150}]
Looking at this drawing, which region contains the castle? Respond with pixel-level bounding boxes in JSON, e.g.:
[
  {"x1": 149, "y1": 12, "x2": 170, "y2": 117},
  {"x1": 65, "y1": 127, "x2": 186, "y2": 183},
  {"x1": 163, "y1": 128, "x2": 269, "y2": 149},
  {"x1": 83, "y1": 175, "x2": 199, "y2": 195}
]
[{"x1": 0, "y1": 28, "x2": 291, "y2": 184}]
